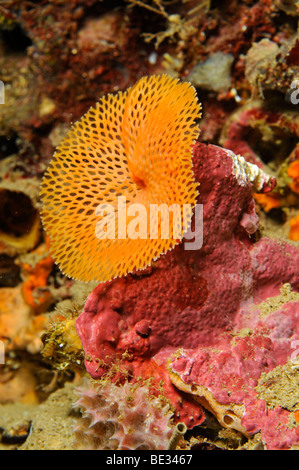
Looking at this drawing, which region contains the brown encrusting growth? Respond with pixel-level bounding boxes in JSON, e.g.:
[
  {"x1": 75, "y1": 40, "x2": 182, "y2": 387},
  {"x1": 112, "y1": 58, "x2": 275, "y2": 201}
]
[{"x1": 40, "y1": 74, "x2": 201, "y2": 282}]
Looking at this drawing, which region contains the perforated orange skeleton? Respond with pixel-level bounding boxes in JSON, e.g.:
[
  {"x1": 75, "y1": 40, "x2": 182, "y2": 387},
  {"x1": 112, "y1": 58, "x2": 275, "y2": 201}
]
[{"x1": 40, "y1": 75, "x2": 201, "y2": 282}]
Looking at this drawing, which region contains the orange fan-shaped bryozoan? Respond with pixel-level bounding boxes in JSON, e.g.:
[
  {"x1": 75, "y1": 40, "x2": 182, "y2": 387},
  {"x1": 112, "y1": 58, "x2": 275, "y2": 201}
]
[{"x1": 40, "y1": 75, "x2": 201, "y2": 282}]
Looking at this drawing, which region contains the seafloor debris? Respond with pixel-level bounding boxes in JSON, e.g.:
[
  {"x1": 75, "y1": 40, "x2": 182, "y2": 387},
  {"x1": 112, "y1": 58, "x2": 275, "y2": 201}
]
[{"x1": 0, "y1": 0, "x2": 298, "y2": 451}]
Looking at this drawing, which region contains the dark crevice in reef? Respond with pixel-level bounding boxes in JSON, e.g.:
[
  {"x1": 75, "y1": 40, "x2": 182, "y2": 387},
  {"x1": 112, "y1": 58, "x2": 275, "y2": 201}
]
[
  {"x1": 0, "y1": 134, "x2": 19, "y2": 160},
  {"x1": 0, "y1": 23, "x2": 32, "y2": 53},
  {"x1": 0, "y1": 190, "x2": 38, "y2": 238}
]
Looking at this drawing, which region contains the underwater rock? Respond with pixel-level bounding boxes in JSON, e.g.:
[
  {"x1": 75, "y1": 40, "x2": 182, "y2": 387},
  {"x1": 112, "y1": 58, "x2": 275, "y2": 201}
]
[
  {"x1": 187, "y1": 52, "x2": 234, "y2": 93},
  {"x1": 245, "y1": 39, "x2": 280, "y2": 93},
  {"x1": 77, "y1": 11, "x2": 128, "y2": 57},
  {"x1": 245, "y1": 34, "x2": 299, "y2": 97},
  {"x1": 75, "y1": 142, "x2": 299, "y2": 446},
  {"x1": 166, "y1": 302, "x2": 299, "y2": 450},
  {"x1": 220, "y1": 100, "x2": 299, "y2": 168}
]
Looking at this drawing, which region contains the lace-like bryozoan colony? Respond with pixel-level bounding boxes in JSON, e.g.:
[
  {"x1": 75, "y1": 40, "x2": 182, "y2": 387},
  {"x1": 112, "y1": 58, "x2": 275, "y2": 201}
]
[{"x1": 40, "y1": 75, "x2": 201, "y2": 282}]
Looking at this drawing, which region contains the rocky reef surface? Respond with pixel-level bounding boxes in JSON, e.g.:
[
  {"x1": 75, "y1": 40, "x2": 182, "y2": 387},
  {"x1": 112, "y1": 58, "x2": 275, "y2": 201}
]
[{"x1": 0, "y1": 0, "x2": 298, "y2": 451}]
